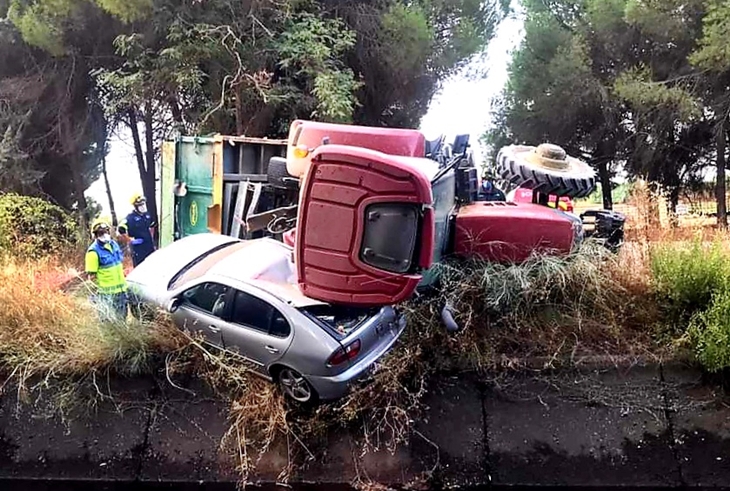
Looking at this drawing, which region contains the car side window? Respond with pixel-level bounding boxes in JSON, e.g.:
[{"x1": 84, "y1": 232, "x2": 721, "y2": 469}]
[
  {"x1": 270, "y1": 311, "x2": 291, "y2": 338},
  {"x1": 230, "y1": 290, "x2": 291, "y2": 337},
  {"x1": 182, "y1": 282, "x2": 230, "y2": 317}
]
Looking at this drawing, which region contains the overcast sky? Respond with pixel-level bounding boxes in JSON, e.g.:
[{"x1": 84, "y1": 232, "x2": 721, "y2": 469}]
[{"x1": 86, "y1": 7, "x2": 525, "y2": 216}]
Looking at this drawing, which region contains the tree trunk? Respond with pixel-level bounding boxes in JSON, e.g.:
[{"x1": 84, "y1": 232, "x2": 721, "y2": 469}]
[
  {"x1": 168, "y1": 95, "x2": 184, "y2": 131},
  {"x1": 70, "y1": 163, "x2": 88, "y2": 234},
  {"x1": 235, "y1": 85, "x2": 245, "y2": 135},
  {"x1": 143, "y1": 103, "x2": 160, "y2": 245},
  {"x1": 598, "y1": 160, "x2": 613, "y2": 210},
  {"x1": 128, "y1": 107, "x2": 157, "y2": 227},
  {"x1": 716, "y1": 120, "x2": 727, "y2": 228},
  {"x1": 101, "y1": 155, "x2": 118, "y2": 227},
  {"x1": 669, "y1": 186, "x2": 680, "y2": 228}
]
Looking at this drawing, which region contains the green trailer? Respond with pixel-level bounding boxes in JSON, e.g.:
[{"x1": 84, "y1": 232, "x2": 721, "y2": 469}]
[{"x1": 159, "y1": 134, "x2": 293, "y2": 247}]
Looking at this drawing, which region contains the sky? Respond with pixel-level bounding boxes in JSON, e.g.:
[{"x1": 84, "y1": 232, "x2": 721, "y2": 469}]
[{"x1": 86, "y1": 7, "x2": 525, "y2": 216}]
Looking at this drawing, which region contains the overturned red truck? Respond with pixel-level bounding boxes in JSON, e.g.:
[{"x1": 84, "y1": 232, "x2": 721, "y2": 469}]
[
  {"x1": 126, "y1": 121, "x2": 624, "y2": 402},
  {"x1": 227, "y1": 120, "x2": 623, "y2": 308}
]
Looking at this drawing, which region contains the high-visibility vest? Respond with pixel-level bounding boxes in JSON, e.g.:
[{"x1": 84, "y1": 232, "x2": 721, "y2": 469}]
[{"x1": 85, "y1": 240, "x2": 127, "y2": 294}]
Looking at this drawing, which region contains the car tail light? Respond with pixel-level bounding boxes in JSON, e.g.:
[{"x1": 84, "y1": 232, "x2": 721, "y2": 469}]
[{"x1": 327, "y1": 339, "x2": 361, "y2": 367}]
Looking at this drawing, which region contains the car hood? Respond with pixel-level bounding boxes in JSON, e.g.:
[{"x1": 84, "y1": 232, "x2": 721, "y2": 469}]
[{"x1": 127, "y1": 234, "x2": 239, "y2": 304}]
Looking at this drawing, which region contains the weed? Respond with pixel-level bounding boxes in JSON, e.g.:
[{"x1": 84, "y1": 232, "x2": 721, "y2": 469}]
[
  {"x1": 650, "y1": 238, "x2": 730, "y2": 330},
  {"x1": 688, "y1": 288, "x2": 730, "y2": 372}
]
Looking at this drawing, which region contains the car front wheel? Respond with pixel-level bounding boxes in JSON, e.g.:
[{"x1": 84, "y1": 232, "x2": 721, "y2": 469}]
[{"x1": 278, "y1": 368, "x2": 318, "y2": 405}]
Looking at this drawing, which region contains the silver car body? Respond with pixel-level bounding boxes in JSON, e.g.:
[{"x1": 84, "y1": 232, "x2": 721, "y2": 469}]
[{"x1": 126, "y1": 234, "x2": 406, "y2": 401}]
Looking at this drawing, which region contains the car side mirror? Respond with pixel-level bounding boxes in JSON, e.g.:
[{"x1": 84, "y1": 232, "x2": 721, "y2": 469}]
[{"x1": 167, "y1": 297, "x2": 181, "y2": 313}]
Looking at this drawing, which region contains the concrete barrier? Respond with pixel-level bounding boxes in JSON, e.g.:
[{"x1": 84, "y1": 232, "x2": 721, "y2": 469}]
[{"x1": 0, "y1": 362, "x2": 728, "y2": 489}]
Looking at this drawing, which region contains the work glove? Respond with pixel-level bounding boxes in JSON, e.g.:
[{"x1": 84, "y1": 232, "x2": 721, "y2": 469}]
[{"x1": 130, "y1": 237, "x2": 144, "y2": 246}]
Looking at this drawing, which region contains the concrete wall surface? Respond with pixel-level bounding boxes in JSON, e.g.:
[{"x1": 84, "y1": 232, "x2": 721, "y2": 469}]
[{"x1": 0, "y1": 362, "x2": 728, "y2": 490}]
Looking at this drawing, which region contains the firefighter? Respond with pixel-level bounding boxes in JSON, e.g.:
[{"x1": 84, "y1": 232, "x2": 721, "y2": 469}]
[
  {"x1": 118, "y1": 193, "x2": 157, "y2": 267},
  {"x1": 85, "y1": 219, "x2": 128, "y2": 320}
]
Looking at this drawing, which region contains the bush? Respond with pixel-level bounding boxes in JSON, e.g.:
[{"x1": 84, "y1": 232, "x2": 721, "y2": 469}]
[
  {"x1": 689, "y1": 289, "x2": 730, "y2": 372},
  {"x1": 0, "y1": 192, "x2": 79, "y2": 258},
  {"x1": 650, "y1": 239, "x2": 730, "y2": 328}
]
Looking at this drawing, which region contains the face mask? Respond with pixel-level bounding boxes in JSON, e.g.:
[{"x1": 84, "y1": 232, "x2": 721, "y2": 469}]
[
  {"x1": 99, "y1": 233, "x2": 111, "y2": 243},
  {"x1": 136, "y1": 204, "x2": 148, "y2": 214}
]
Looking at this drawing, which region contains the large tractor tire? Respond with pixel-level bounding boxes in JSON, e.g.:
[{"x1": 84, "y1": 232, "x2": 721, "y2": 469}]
[{"x1": 496, "y1": 144, "x2": 596, "y2": 199}]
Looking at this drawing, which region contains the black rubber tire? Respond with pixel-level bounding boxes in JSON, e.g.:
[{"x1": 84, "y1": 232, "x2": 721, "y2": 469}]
[
  {"x1": 277, "y1": 367, "x2": 320, "y2": 406},
  {"x1": 267, "y1": 156, "x2": 297, "y2": 189},
  {"x1": 496, "y1": 145, "x2": 596, "y2": 199}
]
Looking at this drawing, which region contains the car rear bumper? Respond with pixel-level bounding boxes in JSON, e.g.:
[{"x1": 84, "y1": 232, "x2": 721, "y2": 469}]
[{"x1": 306, "y1": 312, "x2": 407, "y2": 401}]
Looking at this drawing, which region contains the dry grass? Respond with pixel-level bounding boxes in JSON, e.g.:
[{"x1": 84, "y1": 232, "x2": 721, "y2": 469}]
[
  {"x1": 0, "y1": 254, "x2": 185, "y2": 421},
  {"x1": 421, "y1": 241, "x2": 660, "y2": 365},
  {"x1": 0, "y1": 256, "x2": 180, "y2": 379}
]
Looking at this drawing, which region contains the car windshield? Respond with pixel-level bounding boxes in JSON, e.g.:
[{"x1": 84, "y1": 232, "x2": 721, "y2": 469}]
[
  {"x1": 299, "y1": 304, "x2": 379, "y2": 338},
  {"x1": 167, "y1": 241, "x2": 250, "y2": 291}
]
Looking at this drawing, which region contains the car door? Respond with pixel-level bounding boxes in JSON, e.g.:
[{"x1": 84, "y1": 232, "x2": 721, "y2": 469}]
[
  {"x1": 172, "y1": 281, "x2": 232, "y2": 348},
  {"x1": 218, "y1": 288, "x2": 293, "y2": 376},
  {"x1": 295, "y1": 144, "x2": 435, "y2": 306}
]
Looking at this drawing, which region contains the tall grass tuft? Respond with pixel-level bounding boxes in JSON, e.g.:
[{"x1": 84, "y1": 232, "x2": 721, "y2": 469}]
[
  {"x1": 426, "y1": 240, "x2": 658, "y2": 366},
  {"x1": 650, "y1": 239, "x2": 730, "y2": 330},
  {"x1": 0, "y1": 255, "x2": 183, "y2": 406}
]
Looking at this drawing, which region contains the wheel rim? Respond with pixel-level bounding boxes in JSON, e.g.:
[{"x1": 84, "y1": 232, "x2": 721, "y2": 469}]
[{"x1": 279, "y1": 369, "x2": 311, "y2": 402}]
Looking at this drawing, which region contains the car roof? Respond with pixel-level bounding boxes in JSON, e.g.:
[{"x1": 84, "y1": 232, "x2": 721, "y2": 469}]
[{"x1": 206, "y1": 238, "x2": 327, "y2": 308}]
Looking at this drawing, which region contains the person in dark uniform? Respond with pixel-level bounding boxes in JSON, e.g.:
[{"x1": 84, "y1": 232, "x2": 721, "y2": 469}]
[
  {"x1": 117, "y1": 194, "x2": 157, "y2": 267},
  {"x1": 478, "y1": 174, "x2": 506, "y2": 202}
]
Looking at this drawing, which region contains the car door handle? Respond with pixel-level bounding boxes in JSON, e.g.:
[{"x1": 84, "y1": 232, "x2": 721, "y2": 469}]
[
  {"x1": 264, "y1": 345, "x2": 279, "y2": 353},
  {"x1": 208, "y1": 325, "x2": 221, "y2": 333}
]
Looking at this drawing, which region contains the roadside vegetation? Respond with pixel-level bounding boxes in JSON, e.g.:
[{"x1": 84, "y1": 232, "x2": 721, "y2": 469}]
[{"x1": 1, "y1": 190, "x2": 730, "y2": 484}]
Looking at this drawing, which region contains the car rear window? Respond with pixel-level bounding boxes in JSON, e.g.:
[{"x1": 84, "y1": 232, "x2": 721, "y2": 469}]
[
  {"x1": 300, "y1": 304, "x2": 379, "y2": 338},
  {"x1": 167, "y1": 241, "x2": 249, "y2": 291}
]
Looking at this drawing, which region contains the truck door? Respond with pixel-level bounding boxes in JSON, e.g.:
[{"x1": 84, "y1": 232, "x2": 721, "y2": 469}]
[
  {"x1": 295, "y1": 145, "x2": 435, "y2": 306},
  {"x1": 175, "y1": 137, "x2": 223, "y2": 239}
]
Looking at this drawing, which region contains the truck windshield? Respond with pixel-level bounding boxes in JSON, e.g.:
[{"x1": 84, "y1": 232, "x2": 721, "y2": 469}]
[
  {"x1": 299, "y1": 304, "x2": 379, "y2": 338},
  {"x1": 167, "y1": 242, "x2": 249, "y2": 290}
]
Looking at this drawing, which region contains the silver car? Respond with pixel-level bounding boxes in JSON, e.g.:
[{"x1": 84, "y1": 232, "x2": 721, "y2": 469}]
[{"x1": 126, "y1": 233, "x2": 406, "y2": 404}]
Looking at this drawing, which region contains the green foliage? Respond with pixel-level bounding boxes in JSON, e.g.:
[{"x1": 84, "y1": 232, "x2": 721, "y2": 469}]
[
  {"x1": 312, "y1": 70, "x2": 361, "y2": 123},
  {"x1": 93, "y1": 0, "x2": 151, "y2": 23},
  {"x1": 0, "y1": 193, "x2": 78, "y2": 257},
  {"x1": 6, "y1": 0, "x2": 76, "y2": 55},
  {"x1": 0, "y1": 118, "x2": 45, "y2": 192},
  {"x1": 690, "y1": 0, "x2": 730, "y2": 71},
  {"x1": 378, "y1": 3, "x2": 434, "y2": 75},
  {"x1": 624, "y1": 0, "x2": 704, "y2": 43},
  {"x1": 487, "y1": 0, "x2": 714, "y2": 207},
  {"x1": 276, "y1": 13, "x2": 360, "y2": 123},
  {"x1": 582, "y1": 181, "x2": 633, "y2": 204},
  {"x1": 3, "y1": 0, "x2": 503, "y2": 211},
  {"x1": 688, "y1": 288, "x2": 730, "y2": 372},
  {"x1": 650, "y1": 239, "x2": 729, "y2": 326},
  {"x1": 613, "y1": 67, "x2": 702, "y2": 122}
]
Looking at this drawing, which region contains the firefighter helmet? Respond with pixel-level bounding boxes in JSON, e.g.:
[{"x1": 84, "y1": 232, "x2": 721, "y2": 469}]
[
  {"x1": 130, "y1": 193, "x2": 146, "y2": 206},
  {"x1": 90, "y1": 218, "x2": 111, "y2": 235}
]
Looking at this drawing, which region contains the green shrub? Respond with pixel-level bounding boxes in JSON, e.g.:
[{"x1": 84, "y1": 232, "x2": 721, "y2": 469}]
[
  {"x1": 0, "y1": 193, "x2": 79, "y2": 258},
  {"x1": 689, "y1": 289, "x2": 730, "y2": 372},
  {"x1": 650, "y1": 239, "x2": 730, "y2": 327}
]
